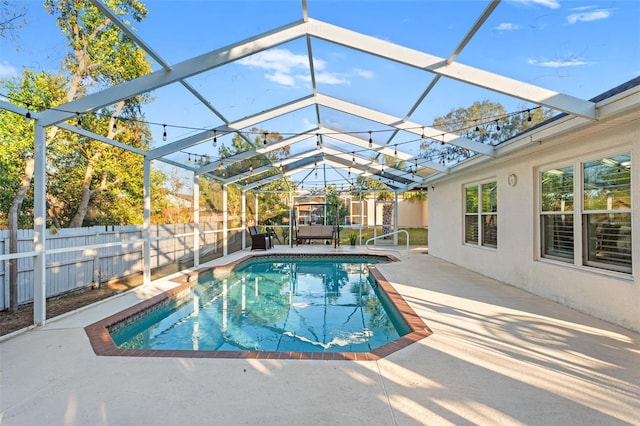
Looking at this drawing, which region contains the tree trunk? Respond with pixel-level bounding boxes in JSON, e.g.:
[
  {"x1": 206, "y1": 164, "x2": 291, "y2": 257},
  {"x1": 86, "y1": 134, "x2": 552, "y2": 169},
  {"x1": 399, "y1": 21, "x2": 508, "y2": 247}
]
[
  {"x1": 382, "y1": 203, "x2": 393, "y2": 238},
  {"x1": 69, "y1": 152, "x2": 99, "y2": 228},
  {"x1": 69, "y1": 109, "x2": 122, "y2": 228},
  {"x1": 8, "y1": 157, "x2": 35, "y2": 312}
]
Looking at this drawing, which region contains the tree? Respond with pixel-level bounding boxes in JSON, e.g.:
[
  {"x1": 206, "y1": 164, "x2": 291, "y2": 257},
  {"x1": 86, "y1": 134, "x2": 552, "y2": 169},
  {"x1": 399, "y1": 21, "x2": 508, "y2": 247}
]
[
  {"x1": 2, "y1": 0, "x2": 152, "y2": 312},
  {"x1": 205, "y1": 129, "x2": 292, "y2": 227},
  {"x1": 0, "y1": 71, "x2": 68, "y2": 228},
  {"x1": 0, "y1": 0, "x2": 27, "y2": 41},
  {"x1": 325, "y1": 186, "x2": 347, "y2": 226},
  {"x1": 420, "y1": 100, "x2": 552, "y2": 164},
  {"x1": 42, "y1": 0, "x2": 152, "y2": 227},
  {"x1": 0, "y1": 70, "x2": 69, "y2": 312}
]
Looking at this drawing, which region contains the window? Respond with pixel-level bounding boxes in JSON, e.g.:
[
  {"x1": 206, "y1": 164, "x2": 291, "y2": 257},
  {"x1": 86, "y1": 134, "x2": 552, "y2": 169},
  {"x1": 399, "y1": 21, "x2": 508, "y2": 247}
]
[
  {"x1": 465, "y1": 186, "x2": 478, "y2": 244},
  {"x1": 582, "y1": 154, "x2": 632, "y2": 273},
  {"x1": 465, "y1": 181, "x2": 497, "y2": 247},
  {"x1": 541, "y1": 166, "x2": 574, "y2": 261},
  {"x1": 539, "y1": 153, "x2": 632, "y2": 274}
]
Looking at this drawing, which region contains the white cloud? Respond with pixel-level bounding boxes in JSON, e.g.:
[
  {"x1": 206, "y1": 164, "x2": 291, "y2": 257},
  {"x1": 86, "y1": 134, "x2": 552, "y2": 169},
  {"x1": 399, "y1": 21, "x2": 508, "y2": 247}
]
[
  {"x1": 528, "y1": 57, "x2": 596, "y2": 67},
  {"x1": 315, "y1": 72, "x2": 349, "y2": 85},
  {"x1": 0, "y1": 62, "x2": 18, "y2": 78},
  {"x1": 570, "y1": 5, "x2": 597, "y2": 11},
  {"x1": 239, "y1": 47, "x2": 373, "y2": 87},
  {"x1": 494, "y1": 22, "x2": 520, "y2": 31},
  {"x1": 511, "y1": 0, "x2": 560, "y2": 9},
  {"x1": 352, "y1": 68, "x2": 374, "y2": 79},
  {"x1": 238, "y1": 48, "x2": 312, "y2": 73},
  {"x1": 265, "y1": 71, "x2": 296, "y2": 86},
  {"x1": 567, "y1": 9, "x2": 610, "y2": 24}
]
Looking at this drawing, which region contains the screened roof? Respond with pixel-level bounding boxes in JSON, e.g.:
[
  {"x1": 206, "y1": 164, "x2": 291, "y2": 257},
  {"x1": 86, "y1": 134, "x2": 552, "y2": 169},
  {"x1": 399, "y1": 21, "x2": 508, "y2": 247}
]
[{"x1": 2, "y1": 0, "x2": 639, "y2": 193}]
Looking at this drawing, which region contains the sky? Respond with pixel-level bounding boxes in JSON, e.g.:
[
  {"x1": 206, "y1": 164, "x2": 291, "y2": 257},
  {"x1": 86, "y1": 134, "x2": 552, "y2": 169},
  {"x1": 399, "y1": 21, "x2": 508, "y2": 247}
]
[{"x1": 1, "y1": 0, "x2": 639, "y2": 189}]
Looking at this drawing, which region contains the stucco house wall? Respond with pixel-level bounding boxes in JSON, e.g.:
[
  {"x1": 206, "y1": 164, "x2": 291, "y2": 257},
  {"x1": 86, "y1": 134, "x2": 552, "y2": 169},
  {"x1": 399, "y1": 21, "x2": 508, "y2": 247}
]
[
  {"x1": 363, "y1": 198, "x2": 428, "y2": 228},
  {"x1": 398, "y1": 198, "x2": 428, "y2": 227},
  {"x1": 427, "y1": 86, "x2": 640, "y2": 332}
]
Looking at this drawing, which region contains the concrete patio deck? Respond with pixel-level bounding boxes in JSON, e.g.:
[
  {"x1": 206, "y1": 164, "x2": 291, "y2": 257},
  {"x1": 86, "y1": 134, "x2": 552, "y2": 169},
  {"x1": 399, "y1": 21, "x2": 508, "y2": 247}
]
[{"x1": 1, "y1": 245, "x2": 638, "y2": 425}]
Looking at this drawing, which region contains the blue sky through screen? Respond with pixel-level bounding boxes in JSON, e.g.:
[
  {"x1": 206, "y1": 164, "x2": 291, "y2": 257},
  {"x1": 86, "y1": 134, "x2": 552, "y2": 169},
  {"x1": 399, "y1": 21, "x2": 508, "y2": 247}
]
[{"x1": 1, "y1": 0, "x2": 639, "y2": 189}]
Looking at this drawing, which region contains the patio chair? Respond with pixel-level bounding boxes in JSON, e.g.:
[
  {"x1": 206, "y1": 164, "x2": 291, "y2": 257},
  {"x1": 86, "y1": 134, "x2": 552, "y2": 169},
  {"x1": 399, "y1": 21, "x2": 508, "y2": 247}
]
[{"x1": 248, "y1": 226, "x2": 272, "y2": 250}]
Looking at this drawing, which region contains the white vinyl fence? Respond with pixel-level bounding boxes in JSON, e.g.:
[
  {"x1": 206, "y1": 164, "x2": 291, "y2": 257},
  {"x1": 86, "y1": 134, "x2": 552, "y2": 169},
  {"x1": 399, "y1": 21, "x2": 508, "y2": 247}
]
[{"x1": 0, "y1": 223, "x2": 241, "y2": 309}]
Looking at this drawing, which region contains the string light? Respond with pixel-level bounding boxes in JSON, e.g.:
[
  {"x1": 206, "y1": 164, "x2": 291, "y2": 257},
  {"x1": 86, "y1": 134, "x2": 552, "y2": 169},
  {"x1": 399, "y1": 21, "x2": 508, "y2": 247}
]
[
  {"x1": 348, "y1": 167, "x2": 351, "y2": 177},
  {"x1": 249, "y1": 164, "x2": 253, "y2": 174},
  {"x1": 4, "y1": 89, "x2": 543, "y2": 192},
  {"x1": 352, "y1": 152, "x2": 356, "y2": 165},
  {"x1": 1, "y1": 91, "x2": 539, "y2": 143}
]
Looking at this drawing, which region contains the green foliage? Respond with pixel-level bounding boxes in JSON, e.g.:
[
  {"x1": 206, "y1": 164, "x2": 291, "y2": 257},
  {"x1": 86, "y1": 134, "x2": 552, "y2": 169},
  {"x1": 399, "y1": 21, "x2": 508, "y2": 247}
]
[
  {"x1": 0, "y1": 0, "x2": 27, "y2": 40},
  {"x1": 204, "y1": 128, "x2": 293, "y2": 226},
  {"x1": 0, "y1": 70, "x2": 68, "y2": 227},
  {"x1": 44, "y1": 0, "x2": 150, "y2": 88},
  {"x1": 324, "y1": 185, "x2": 347, "y2": 226},
  {"x1": 420, "y1": 100, "x2": 553, "y2": 163},
  {"x1": 0, "y1": 1, "x2": 158, "y2": 229}
]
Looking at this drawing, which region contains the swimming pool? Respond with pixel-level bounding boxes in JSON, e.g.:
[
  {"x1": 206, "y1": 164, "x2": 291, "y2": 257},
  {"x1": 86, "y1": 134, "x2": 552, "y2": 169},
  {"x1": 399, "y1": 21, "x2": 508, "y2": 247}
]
[{"x1": 85, "y1": 254, "x2": 431, "y2": 360}]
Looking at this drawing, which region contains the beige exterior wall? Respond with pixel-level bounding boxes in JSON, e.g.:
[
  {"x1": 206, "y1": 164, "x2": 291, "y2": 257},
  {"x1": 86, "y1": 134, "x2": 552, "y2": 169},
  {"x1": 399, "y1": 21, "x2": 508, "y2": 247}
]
[
  {"x1": 398, "y1": 198, "x2": 428, "y2": 227},
  {"x1": 361, "y1": 198, "x2": 428, "y2": 227},
  {"x1": 428, "y1": 99, "x2": 640, "y2": 332}
]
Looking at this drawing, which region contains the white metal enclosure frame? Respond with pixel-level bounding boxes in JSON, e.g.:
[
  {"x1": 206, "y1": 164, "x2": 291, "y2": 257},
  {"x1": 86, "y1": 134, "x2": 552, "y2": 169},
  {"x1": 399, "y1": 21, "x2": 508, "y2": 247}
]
[{"x1": 1, "y1": 0, "x2": 616, "y2": 326}]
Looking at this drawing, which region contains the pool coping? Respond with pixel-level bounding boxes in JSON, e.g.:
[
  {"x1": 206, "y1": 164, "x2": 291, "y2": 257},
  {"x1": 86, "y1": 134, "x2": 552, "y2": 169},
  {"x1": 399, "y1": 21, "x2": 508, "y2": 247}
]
[{"x1": 84, "y1": 253, "x2": 432, "y2": 361}]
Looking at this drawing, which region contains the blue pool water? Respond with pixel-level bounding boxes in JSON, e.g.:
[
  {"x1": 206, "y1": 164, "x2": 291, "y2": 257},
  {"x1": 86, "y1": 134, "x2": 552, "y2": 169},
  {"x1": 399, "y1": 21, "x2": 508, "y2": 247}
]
[{"x1": 110, "y1": 256, "x2": 409, "y2": 353}]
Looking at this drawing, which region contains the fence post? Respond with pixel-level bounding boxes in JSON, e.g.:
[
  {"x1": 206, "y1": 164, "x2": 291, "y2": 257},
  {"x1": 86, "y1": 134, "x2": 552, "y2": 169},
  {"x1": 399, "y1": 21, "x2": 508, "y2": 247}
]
[
  {"x1": 2, "y1": 232, "x2": 8, "y2": 310},
  {"x1": 194, "y1": 173, "x2": 200, "y2": 267},
  {"x1": 33, "y1": 122, "x2": 47, "y2": 325},
  {"x1": 142, "y1": 157, "x2": 151, "y2": 285}
]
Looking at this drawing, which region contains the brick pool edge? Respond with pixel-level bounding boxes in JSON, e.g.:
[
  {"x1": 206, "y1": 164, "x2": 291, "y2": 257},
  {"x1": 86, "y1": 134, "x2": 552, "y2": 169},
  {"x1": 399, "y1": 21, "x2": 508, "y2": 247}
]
[{"x1": 85, "y1": 254, "x2": 432, "y2": 360}]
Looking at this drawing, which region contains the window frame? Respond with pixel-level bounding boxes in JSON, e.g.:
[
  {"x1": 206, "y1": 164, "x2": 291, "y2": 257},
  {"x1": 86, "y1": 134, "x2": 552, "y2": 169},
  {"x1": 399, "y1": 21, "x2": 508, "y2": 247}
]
[
  {"x1": 464, "y1": 180, "x2": 498, "y2": 248},
  {"x1": 537, "y1": 151, "x2": 632, "y2": 275},
  {"x1": 540, "y1": 165, "x2": 575, "y2": 263},
  {"x1": 581, "y1": 154, "x2": 632, "y2": 274}
]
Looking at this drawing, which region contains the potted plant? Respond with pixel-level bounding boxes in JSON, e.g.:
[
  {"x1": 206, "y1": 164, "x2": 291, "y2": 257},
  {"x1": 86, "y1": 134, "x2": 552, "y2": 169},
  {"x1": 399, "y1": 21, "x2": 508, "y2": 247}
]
[{"x1": 348, "y1": 232, "x2": 358, "y2": 246}]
